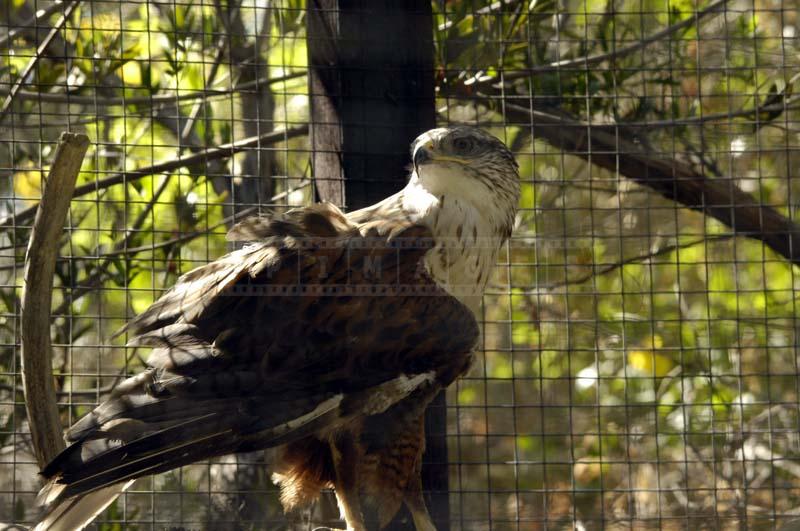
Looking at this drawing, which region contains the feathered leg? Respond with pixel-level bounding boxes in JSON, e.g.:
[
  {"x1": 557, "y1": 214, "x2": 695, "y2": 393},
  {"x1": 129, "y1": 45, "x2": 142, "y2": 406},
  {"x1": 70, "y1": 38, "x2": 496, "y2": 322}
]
[
  {"x1": 330, "y1": 432, "x2": 367, "y2": 531},
  {"x1": 403, "y1": 464, "x2": 436, "y2": 531}
]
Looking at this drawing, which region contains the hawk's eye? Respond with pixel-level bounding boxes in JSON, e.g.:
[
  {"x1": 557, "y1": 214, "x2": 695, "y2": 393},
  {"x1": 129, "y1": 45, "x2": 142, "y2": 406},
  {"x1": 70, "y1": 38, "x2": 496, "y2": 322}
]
[{"x1": 452, "y1": 137, "x2": 474, "y2": 154}]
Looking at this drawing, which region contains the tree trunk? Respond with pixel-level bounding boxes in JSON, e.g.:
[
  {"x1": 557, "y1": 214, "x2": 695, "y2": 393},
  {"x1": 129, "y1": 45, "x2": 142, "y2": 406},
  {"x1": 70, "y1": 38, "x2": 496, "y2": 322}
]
[
  {"x1": 308, "y1": 0, "x2": 436, "y2": 208},
  {"x1": 307, "y1": 2, "x2": 447, "y2": 530}
]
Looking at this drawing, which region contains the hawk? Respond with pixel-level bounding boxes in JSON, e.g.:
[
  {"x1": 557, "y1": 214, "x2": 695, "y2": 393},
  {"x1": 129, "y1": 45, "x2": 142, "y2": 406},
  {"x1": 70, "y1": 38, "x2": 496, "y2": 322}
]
[{"x1": 34, "y1": 126, "x2": 520, "y2": 531}]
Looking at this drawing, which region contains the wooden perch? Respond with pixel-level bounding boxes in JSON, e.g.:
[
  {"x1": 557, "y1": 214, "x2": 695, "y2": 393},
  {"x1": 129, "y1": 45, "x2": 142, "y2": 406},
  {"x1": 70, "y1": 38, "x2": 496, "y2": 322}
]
[{"x1": 21, "y1": 132, "x2": 90, "y2": 469}]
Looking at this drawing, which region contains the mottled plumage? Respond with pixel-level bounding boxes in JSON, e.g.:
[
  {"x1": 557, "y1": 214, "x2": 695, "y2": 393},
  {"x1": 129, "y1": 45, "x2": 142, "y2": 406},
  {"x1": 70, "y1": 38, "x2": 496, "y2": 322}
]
[{"x1": 35, "y1": 127, "x2": 519, "y2": 531}]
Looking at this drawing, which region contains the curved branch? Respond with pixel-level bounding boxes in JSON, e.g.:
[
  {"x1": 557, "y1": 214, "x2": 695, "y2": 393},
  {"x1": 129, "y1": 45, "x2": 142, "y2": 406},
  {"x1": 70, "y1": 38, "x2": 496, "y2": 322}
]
[
  {"x1": 21, "y1": 132, "x2": 89, "y2": 469},
  {"x1": 99, "y1": 180, "x2": 309, "y2": 257}
]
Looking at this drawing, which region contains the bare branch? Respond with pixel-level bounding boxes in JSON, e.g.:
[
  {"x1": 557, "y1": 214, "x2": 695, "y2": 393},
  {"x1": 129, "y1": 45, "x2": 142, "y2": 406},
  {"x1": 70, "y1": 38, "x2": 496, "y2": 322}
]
[
  {"x1": 472, "y1": 0, "x2": 729, "y2": 84},
  {"x1": 99, "y1": 179, "x2": 310, "y2": 257},
  {"x1": 437, "y1": 0, "x2": 521, "y2": 31},
  {"x1": 46, "y1": 177, "x2": 309, "y2": 315},
  {"x1": 21, "y1": 132, "x2": 89, "y2": 469},
  {"x1": 111, "y1": 34, "x2": 229, "y2": 257},
  {"x1": 0, "y1": 0, "x2": 81, "y2": 126},
  {"x1": 0, "y1": 72, "x2": 306, "y2": 107},
  {"x1": 495, "y1": 101, "x2": 800, "y2": 266},
  {"x1": 539, "y1": 235, "x2": 734, "y2": 290},
  {"x1": 42, "y1": 126, "x2": 306, "y2": 318},
  {"x1": 623, "y1": 95, "x2": 800, "y2": 129},
  {"x1": 0, "y1": 125, "x2": 309, "y2": 231},
  {"x1": 0, "y1": 0, "x2": 73, "y2": 49},
  {"x1": 0, "y1": 180, "x2": 312, "y2": 272}
]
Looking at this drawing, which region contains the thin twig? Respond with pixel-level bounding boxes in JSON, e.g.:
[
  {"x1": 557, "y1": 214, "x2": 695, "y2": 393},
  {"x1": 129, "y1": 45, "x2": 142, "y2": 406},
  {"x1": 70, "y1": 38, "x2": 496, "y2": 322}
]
[
  {"x1": 100, "y1": 209, "x2": 252, "y2": 257},
  {"x1": 596, "y1": 95, "x2": 800, "y2": 129},
  {"x1": 476, "y1": 0, "x2": 729, "y2": 84},
  {"x1": 98, "y1": 180, "x2": 309, "y2": 257},
  {"x1": 49, "y1": 43, "x2": 235, "y2": 317},
  {"x1": 538, "y1": 234, "x2": 734, "y2": 290},
  {"x1": 21, "y1": 132, "x2": 90, "y2": 469},
  {"x1": 0, "y1": 125, "x2": 309, "y2": 231},
  {"x1": 181, "y1": 36, "x2": 228, "y2": 141},
  {"x1": 116, "y1": 33, "x2": 229, "y2": 253},
  {"x1": 0, "y1": 71, "x2": 306, "y2": 107},
  {"x1": 0, "y1": 0, "x2": 72, "y2": 49},
  {"x1": 437, "y1": 0, "x2": 520, "y2": 31},
  {"x1": 0, "y1": 181, "x2": 311, "y2": 271},
  {"x1": 48, "y1": 177, "x2": 311, "y2": 314},
  {"x1": 0, "y1": 0, "x2": 81, "y2": 126}
]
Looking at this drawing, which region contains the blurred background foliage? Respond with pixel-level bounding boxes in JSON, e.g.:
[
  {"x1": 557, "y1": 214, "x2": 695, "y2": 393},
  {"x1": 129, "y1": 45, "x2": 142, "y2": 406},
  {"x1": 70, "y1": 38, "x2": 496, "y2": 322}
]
[{"x1": 1, "y1": 0, "x2": 799, "y2": 529}]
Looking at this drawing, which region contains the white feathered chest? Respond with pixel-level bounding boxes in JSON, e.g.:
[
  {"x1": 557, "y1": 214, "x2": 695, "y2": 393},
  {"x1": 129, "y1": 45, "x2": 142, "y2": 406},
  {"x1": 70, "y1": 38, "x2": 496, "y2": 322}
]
[{"x1": 401, "y1": 177, "x2": 508, "y2": 314}]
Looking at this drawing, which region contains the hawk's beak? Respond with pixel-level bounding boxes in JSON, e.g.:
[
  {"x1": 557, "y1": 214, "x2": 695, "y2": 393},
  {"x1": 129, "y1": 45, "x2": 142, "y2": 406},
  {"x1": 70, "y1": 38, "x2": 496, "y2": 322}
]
[
  {"x1": 413, "y1": 145, "x2": 433, "y2": 172},
  {"x1": 413, "y1": 144, "x2": 465, "y2": 173}
]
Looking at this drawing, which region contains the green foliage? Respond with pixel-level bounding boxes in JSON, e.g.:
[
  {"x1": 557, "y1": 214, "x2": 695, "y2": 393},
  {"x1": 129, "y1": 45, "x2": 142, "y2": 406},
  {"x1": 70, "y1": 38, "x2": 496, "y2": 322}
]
[
  {"x1": 0, "y1": 0, "x2": 798, "y2": 527},
  {"x1": 437, "y1": 0, "x2": 799, "y2": 525}
]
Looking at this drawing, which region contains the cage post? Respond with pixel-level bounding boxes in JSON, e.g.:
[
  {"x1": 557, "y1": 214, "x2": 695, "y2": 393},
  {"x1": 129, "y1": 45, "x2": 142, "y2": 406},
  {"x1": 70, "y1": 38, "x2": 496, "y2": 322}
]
[{"x1": 306, "y1": 1, "x2": 445, "y2": 529}]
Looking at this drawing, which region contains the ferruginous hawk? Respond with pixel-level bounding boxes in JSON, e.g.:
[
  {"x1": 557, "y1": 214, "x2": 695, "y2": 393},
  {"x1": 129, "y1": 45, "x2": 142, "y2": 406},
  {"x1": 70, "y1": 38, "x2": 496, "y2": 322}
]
[{"x1": 34, "y1": 126, "x2": 519, "y2": 531}]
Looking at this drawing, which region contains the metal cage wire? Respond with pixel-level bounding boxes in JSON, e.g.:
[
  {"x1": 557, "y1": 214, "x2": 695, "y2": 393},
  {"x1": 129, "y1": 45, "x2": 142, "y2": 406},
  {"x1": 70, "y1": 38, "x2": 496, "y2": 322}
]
[{"x1": 1, "y1": 0, "x2": 799, "y2": 529}]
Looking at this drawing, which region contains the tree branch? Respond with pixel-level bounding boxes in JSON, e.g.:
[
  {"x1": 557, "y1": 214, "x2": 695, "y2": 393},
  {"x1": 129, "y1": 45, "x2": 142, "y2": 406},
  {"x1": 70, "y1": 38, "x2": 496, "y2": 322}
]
[
  {"x1": 98, "y1": 180, "x2": 309, "y2": 257},
  {"x1": 0, "y1": 381, "x2": 117, "y2": 398},
  {"x1": 0, "y1": 0, "x2": 81, "y2": 126},
  {"x1": 219, "y1": 0, "x2": 278, "y2": 216},
  {"x1": 473, "y1": 0, "x2": 729, "y2": 85},
  {"x1": 437, "y1": 0, "x2": 521, "y2": 31},
  {"x1": 21, "y1": 132, "x2": 89, "y2": 469},
  {"x1": 497, "y1": 101, "x2": 800, "y2": 266},
  {"x1": 0, "y1": 179, "x2": 312, "y2": 271},
  {"x1": 45, "y1": 175, "x2": 310, "y2": 317},
  {"x1": 626, "y1": 95, "x2": 800, "y2": 129},
  {"x1": 0, "y1": 0, "x2": 73, "y2": 49},
  {"x1": 0, "y1": 72, "x2": 306, "y2": 106},
  {"x1": 115, "y1": 34, "x2": 229, "y2": 254},
  {"x1": 537, "y1": 235, "x2": 734, "y2": 290},
  {"x1": 0, "y1": 125, "x2": 308, "y2": 231}
]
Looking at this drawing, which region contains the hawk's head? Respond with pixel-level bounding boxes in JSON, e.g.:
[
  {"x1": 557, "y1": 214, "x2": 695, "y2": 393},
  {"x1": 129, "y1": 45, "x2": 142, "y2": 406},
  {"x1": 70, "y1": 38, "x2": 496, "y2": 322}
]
[{"x1": 410, "y1": 126, "x2": 519, "y2": 214}]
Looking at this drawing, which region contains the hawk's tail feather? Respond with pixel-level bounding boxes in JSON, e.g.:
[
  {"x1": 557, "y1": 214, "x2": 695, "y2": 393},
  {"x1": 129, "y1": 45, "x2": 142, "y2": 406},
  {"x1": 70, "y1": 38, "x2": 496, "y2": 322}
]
[
  {"x1": 34, "y1": 481, "x2": 133, "y2": 531},
  {"x1": 35, "y1": 373, "x2": 436, "y2": 529},
  {"x1": 51, "y1": 421, "x2": 239, "y2": 500},
  {"x1": 34, "y1": 393, "x2": 350, "y2": 528}
]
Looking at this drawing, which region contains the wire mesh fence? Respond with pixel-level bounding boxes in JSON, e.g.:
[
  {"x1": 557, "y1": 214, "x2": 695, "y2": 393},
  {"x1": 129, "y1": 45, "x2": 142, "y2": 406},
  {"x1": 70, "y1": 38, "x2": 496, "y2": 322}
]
[{"x1": 1, "y1": 0, "x2": 799, "y2": 529}]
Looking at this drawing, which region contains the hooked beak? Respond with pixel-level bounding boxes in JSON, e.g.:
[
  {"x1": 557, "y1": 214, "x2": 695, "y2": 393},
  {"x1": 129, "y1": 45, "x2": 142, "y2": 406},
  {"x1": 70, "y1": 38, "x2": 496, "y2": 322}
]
[
  {"x1": 413, "y1": 143, "x2": 465, "y2": 173},
  {"x1": 413, "y1": 145, "x2": 433, "y2": 172}
]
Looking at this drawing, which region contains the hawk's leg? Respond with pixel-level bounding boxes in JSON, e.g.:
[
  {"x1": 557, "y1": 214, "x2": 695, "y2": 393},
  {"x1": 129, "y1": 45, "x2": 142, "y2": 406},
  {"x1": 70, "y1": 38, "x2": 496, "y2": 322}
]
[{"x1": 330, "y1": 432, "x2": 367, "y2": 531}]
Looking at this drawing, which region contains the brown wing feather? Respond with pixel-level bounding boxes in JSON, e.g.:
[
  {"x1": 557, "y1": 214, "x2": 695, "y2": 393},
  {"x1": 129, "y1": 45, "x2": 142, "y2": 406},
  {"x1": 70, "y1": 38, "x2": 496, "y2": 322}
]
[
  {"x1": 42, "y1": 202, "x2": 478, "y2": 506},
  {"x1": 115, "y1": 203, "x2": 356, "y2": 338}
]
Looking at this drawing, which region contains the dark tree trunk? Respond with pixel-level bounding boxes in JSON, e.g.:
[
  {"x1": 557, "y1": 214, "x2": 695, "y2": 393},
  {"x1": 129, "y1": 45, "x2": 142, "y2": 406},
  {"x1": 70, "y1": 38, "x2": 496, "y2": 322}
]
[
  {"x1": 308, "y1": 0, "x2": 436, "y2": 209},
  {"x1": 307, "y1": 2, "x2": 448, "y2": 530}
]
